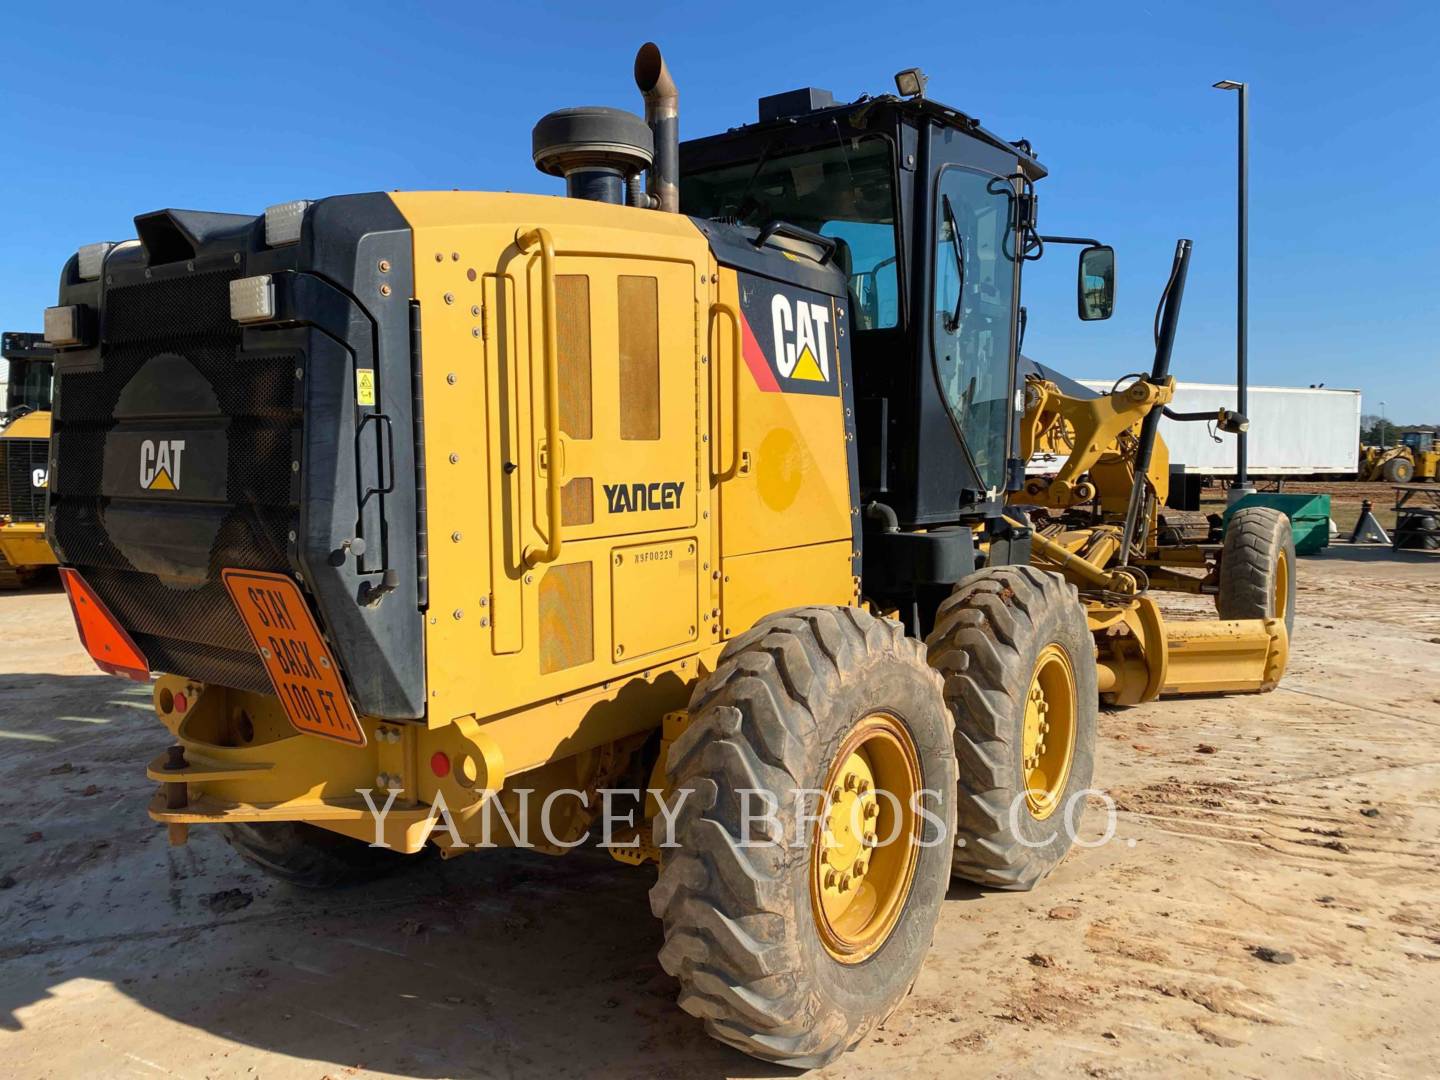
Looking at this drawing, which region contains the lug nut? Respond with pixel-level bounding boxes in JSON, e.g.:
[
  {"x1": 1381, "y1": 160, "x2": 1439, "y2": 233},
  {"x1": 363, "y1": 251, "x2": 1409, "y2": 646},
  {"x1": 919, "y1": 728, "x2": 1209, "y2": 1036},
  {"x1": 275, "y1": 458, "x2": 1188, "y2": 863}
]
[
  {"x1": 863, "y1": 802, "x2": 879, "y2": 820},
  {"x1": 844, "y1": 773, "x2": 858, "y2": 792}
]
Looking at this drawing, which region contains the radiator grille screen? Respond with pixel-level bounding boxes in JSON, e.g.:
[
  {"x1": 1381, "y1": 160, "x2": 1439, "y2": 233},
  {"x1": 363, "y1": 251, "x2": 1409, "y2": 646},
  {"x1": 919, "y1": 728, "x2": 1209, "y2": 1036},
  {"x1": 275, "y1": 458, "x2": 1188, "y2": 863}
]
[{"x1": 52, "y1": 268, "x2": 301, "y2": 692}]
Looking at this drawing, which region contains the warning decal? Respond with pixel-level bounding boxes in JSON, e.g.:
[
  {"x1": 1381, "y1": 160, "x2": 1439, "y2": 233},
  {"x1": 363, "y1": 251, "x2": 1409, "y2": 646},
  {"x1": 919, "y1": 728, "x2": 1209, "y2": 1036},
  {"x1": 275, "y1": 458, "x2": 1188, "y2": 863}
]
[
  {"x1": 356, "y1": 368, "x2": 376, "y2": 406},
  {"x1": 221, "y1": 569, "x2": 366, "y2": 747}
]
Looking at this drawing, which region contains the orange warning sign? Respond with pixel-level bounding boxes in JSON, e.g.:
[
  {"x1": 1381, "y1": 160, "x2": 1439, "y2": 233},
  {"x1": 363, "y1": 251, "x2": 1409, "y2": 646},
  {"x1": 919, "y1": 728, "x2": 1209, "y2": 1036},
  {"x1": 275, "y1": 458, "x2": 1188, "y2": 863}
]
[{"x1": 221, "y1": 569, "x2": 365, "y2": 747}]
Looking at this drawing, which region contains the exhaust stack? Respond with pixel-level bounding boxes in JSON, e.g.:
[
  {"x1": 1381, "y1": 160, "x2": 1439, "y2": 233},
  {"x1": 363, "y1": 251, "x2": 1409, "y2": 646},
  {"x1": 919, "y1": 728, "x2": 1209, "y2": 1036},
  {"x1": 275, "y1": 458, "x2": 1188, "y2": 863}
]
[{"x1": 634, "y1": 42, "x2": 679, "y2": 213}]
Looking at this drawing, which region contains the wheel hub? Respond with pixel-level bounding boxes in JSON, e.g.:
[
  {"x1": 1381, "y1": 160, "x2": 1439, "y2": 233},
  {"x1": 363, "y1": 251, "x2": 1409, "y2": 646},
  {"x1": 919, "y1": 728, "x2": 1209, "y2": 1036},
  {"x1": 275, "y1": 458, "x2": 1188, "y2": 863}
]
[
  {"x1": 1021, "y1": 644, "x2": 1078, "y2": 820},
  {"x1": 810, "y1": 713, "x2": 922, "y2": 963},
  {"x1": 1274, "y1": 550, "x2": 1289, "y2": 622}
]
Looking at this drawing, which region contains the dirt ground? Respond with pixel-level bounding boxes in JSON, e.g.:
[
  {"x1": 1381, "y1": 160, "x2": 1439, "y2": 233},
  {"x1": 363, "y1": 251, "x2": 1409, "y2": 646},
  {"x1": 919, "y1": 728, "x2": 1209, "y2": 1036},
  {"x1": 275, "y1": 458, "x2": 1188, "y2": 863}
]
[{"x1": 2, "y1": 540, "x2": 1438, "y2": 1080}]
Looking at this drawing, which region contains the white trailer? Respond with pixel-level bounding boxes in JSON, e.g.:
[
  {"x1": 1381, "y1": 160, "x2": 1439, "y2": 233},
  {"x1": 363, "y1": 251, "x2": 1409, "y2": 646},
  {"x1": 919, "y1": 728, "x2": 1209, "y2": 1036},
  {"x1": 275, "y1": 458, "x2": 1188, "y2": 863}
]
[{"x1": 1074, "y1": 380, "x2": 1362, "y2": 478}]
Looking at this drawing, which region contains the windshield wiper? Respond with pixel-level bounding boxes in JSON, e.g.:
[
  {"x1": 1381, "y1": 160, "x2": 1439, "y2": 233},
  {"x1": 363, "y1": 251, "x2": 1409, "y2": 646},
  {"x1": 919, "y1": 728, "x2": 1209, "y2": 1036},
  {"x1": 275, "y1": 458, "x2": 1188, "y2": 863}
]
[{"x1": 942, "y1": 194, "x2": 965, "y2": 332}]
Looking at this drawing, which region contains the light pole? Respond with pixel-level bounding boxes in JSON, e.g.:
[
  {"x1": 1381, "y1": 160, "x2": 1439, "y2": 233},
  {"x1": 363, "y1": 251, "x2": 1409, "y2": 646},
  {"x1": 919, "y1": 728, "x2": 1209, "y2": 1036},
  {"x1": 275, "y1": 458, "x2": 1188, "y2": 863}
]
[
  {"x1": 1380, "y1": 401, "x2": 1388, "y2": 447},
  {"x1": 1214, "y1": 79, "x2": 1250, "y2": 501}
]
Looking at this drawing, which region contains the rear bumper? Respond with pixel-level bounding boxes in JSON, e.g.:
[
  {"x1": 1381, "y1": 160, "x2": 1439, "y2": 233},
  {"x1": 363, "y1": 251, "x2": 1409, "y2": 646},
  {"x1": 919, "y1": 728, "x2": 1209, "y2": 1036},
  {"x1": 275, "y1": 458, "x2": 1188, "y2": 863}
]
[{"x1": 145, "y1": 675, "x2": 505, "y2": 853}]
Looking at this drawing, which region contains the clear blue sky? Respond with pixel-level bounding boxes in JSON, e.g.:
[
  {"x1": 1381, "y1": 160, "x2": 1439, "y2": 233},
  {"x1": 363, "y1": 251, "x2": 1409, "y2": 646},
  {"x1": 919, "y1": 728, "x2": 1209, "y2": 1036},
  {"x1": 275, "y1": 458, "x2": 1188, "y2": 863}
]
[{"x1": 3, "y1": 1, "x2": 1436, "y2": 422}]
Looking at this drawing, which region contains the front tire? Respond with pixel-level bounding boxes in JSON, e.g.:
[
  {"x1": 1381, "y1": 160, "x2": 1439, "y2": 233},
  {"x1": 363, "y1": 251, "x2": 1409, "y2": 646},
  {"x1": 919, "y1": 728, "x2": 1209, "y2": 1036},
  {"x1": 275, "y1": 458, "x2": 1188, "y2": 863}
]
[
  {"x1": 650, "y1": 606, "x2": 956, "y2": 1068},
  {"x1": 926, "y1": 566, "x2": 1099, "y2": 891},
  {"x1": 1383, "y1": 456, "x2": 1414, "y2": 483},
  {"x1": 1217, "y1": 506, "x2": 1296, "y2": 638}
]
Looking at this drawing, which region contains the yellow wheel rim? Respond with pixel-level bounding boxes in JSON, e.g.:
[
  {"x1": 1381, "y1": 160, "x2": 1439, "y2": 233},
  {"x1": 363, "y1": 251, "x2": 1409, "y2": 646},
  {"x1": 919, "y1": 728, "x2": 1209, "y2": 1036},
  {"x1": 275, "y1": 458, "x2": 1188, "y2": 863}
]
[
  {"x1": 1274, "y1": 550, "x2": 1290, "y2": 622},
  {"x1": 1021, "y1": 644, "x2": 1077, "y2": 820},
  {"x1": 810, "y1": 713, "x2": 922, "y2": 964}
]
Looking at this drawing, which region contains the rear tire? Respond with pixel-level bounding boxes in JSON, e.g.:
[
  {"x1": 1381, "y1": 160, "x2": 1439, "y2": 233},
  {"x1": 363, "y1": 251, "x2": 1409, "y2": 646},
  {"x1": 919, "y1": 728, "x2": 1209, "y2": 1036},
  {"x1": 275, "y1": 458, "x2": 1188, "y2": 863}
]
[
  {"x1": 1217, "y1": 506, "x2": 1296, "y2": 638},
  {"x1": 926, "y1": 566, "x2": 1099, "y2": 891},
  {"x1": 650, "y1": 606, "x2": 956, "y2": 1068},
  {"x1": 1383, "y1": 456, "x2": 1414, "y2": 484},
  {"x1": 220, "y1": 821, "x2": 422, "y2": 889}
]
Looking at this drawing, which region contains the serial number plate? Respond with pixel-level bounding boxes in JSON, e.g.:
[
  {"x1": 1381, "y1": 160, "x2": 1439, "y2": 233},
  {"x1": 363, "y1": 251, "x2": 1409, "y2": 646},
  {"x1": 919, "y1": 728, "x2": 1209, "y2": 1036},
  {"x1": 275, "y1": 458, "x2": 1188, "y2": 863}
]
[{"x1": 221, "y1": 569, "x2": 366, "y2": 747}]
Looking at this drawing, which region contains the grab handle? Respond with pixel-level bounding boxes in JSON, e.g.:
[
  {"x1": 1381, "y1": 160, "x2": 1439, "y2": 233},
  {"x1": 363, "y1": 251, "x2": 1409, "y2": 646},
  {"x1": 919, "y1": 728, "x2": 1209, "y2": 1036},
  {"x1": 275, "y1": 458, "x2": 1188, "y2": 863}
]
[
  {"x1": 516, "y1": 226, "x2": 562, "y2": 567},
  {"x1": 711, "y1": 301, "x2": 748, "y2": 481}
]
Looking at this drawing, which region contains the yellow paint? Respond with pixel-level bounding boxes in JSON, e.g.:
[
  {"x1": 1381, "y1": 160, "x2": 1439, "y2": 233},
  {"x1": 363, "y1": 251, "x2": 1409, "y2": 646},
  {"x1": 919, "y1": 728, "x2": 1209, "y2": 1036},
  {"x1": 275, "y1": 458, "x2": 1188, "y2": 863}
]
[
  {"x1": 714, "y1": 268, "x2": 853, "y2": 562},
  {"x1": 791, "y1": 345, "x2": 825, "y2": 381},
  {"x1": 388, "y1": 191, "x2": 712, "y2": 734},
  {"x1": 0, "y1": 409, "x2": 59, "y2": 571},
  {"x1": 720, "y1": 540, "x2": 855, "y2": 637},
  {"x1": 611, "y1": 538, "x2": 699, "y2": 660},
  {"x1": 810, "y1": 713, "x2": 921, "y2": 964},
  {"x1": 0, "y1": 522, "x2": 56, "y2": 568},
  {"x1": 1021, "y1": 643, "x2": 1077, "y2": 819}
]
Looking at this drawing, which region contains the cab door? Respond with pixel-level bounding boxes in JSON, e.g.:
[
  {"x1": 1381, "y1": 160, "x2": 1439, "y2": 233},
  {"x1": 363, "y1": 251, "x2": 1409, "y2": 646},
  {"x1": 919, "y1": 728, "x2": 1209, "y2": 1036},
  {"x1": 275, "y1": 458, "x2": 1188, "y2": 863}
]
[{"x1": 931, "y1": 166, "x2": 1019, "y2": 493}]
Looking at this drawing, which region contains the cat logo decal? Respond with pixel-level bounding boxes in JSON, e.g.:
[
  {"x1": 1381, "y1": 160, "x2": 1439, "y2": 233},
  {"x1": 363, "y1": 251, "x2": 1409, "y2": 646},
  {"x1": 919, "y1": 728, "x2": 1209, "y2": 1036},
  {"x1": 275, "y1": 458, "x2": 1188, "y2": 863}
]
[{"x1": 139, "y1": 439, "x2": 186, "y2": 491}]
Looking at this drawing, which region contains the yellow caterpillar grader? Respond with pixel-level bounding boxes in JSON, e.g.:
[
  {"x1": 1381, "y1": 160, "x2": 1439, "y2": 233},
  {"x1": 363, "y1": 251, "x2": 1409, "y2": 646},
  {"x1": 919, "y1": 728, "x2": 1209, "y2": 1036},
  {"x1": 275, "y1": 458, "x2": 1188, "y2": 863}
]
[
  {"x1": 40, "y1": 44, "x2": 1292, "y2": 1067},
  {"x1": 0, "y1": 331, "x2": 59, "y2": 587}
]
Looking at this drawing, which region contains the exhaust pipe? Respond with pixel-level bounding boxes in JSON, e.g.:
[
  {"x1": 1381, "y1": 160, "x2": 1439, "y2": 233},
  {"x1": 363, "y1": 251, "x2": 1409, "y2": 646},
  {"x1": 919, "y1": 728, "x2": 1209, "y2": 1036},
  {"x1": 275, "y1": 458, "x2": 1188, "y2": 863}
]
[{"x1": 634, "y1": 42, "x2": 679, "y2": 213}]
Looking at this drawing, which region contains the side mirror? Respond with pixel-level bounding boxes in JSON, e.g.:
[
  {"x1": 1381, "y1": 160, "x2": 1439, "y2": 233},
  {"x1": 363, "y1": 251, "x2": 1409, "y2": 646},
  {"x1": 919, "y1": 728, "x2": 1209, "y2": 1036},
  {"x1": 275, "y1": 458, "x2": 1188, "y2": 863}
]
[{"x1": 1077, "y1": 245, "x2": 1115, "y2": 321}]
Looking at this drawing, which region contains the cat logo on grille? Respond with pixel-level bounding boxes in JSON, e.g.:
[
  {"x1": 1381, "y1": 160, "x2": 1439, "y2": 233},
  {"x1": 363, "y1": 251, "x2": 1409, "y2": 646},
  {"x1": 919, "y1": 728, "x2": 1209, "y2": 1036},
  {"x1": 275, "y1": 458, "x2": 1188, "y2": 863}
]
[{"x1": 139, "y1": 438, "x2": 186, "y2": 491}]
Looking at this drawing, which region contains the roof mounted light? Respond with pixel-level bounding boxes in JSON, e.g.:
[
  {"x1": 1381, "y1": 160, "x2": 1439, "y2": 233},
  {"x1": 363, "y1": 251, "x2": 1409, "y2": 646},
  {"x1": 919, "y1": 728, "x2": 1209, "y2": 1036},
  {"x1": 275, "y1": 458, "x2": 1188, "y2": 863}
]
[
  {"x1": 894, "y1": 68, "x2": 928, "y2": 99},
  {"x1": 229, "y1": 275, "x2": 275, "y2": 323},
  {"x1": 77, "y1": 242, "x2": 114, "y2": 281},
  {"x1": 264, "y1": 200, "x2": 311, "y2": 246}
]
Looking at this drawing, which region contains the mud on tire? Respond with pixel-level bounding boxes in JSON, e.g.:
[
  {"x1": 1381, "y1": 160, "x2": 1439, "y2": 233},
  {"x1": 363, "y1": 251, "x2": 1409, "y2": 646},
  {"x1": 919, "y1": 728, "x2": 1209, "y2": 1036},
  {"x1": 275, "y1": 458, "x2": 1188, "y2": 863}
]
[
  {"x1": 1217, "y1": 506, "x2": 1296, "y2": 638},
  {"x1": 650, "y1": 606, "x2": 956, "y2": 1068},
  {"x1": 220, "y1": 821, "x2": 422, "y2": 889},
  {"x1": 926, "y1": 566, "x2": 1099, "y2": 891}
]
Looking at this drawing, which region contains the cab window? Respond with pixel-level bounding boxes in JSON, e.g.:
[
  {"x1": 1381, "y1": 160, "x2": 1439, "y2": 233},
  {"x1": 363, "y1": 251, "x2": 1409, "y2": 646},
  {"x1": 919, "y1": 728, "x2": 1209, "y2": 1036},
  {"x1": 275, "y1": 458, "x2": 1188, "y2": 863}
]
[
  {"x1": 932, "y1": 167, "x2": 1016, "y2": 491},
  {"x1": 681, "y1": 136, "x2": 899, "y2": 329}
]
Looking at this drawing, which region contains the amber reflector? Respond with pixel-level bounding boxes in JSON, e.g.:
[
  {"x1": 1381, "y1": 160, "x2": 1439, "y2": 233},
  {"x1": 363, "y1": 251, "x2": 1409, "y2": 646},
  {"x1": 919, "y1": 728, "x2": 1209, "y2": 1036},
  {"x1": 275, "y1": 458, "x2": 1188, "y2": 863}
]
[{"x1": 58, "y1": 568, "x2": 151, "y2": 682}]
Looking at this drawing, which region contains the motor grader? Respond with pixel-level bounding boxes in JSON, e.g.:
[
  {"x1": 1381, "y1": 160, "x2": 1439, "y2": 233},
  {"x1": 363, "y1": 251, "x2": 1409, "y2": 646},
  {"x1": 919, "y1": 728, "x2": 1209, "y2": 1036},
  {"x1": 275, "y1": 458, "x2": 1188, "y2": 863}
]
[
  {"x1": 0, "y1": 331, "x2": 58, "y2": 588},
  {"x1": 39, "y1": 44, "x2": 1292, "y2": 1067}
]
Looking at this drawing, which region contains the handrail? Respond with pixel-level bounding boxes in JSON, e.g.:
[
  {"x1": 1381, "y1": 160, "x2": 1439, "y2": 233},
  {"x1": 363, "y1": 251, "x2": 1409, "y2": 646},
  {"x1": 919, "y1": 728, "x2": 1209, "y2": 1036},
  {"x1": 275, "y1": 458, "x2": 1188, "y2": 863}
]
[
  {"x1": 711, "y1": 301, "x2": 745, "y2": 481},
  {"x1": 516, "y1": 226, "x2": 562, "y2": 567}
]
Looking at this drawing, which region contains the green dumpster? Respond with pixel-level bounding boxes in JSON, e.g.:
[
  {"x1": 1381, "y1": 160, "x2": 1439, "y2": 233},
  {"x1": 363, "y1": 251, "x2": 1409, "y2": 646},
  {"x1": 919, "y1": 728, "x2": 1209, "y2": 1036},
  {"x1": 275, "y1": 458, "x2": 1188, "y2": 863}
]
[{"x1": 1221, "y1": 493, "x2": 1331, "y2": 555}]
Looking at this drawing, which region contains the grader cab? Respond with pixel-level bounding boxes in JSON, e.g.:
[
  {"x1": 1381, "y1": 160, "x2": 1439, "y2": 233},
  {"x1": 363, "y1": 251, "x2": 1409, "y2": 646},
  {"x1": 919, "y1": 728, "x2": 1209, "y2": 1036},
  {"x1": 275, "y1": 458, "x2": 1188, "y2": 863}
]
[{"x1": 40, "y1": 44, "x2": 1292, "y2": 1067}]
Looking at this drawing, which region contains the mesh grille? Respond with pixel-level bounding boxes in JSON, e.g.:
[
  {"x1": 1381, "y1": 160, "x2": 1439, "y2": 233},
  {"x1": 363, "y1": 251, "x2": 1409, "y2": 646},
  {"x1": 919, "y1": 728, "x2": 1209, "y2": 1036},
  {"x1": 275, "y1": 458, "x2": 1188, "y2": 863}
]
[
  {"x1": 53, "y1": 267, "x2": 302, "y2": 692},
  {"x1": 0, "y1": 437, "x2": 48, "y2": 522}
]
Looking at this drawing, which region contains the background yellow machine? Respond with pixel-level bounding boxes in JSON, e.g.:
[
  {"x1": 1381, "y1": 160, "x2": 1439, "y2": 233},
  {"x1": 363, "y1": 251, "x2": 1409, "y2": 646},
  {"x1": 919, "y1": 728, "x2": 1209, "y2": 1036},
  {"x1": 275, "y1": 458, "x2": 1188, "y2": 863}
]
[
  {"x1": 40, "y1": 44, "x2": 1293, "y2": 1068},
  {"x1": 1359, "y1": 431, "x2": 1438, "y2": 483},
  {"x1": 0, "y1": 331, "x2": 57, "y2": 587}
]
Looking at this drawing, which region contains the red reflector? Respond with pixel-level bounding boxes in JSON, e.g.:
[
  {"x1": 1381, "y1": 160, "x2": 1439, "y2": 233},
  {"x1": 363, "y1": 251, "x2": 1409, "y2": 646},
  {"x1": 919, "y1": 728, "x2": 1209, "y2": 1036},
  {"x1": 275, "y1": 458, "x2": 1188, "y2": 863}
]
[
  {"x1": 173, "y1": 692, "x2": 189, "y2": 713},
  {"x1": 58, "y1": 568, "x2": 151, "y2": 683},
  {"x1": 430, "y1": 751, "x2": 452, "y2": 778}
]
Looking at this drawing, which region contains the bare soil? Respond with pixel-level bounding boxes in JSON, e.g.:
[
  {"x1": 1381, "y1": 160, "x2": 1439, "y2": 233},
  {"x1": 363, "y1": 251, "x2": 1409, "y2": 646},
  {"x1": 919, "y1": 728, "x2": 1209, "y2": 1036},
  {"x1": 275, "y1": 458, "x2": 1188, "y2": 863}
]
[{"x1": 2, "y1": 545, "x2": 1438, "y2": 1079}]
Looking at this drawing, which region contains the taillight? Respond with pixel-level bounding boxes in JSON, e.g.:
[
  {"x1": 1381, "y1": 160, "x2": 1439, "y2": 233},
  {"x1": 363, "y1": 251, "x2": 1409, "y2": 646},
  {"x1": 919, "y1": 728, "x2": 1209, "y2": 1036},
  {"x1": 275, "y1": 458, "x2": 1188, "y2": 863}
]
[{"x1": 58, "y1": 568, "x2": 151, "y2": 683}]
